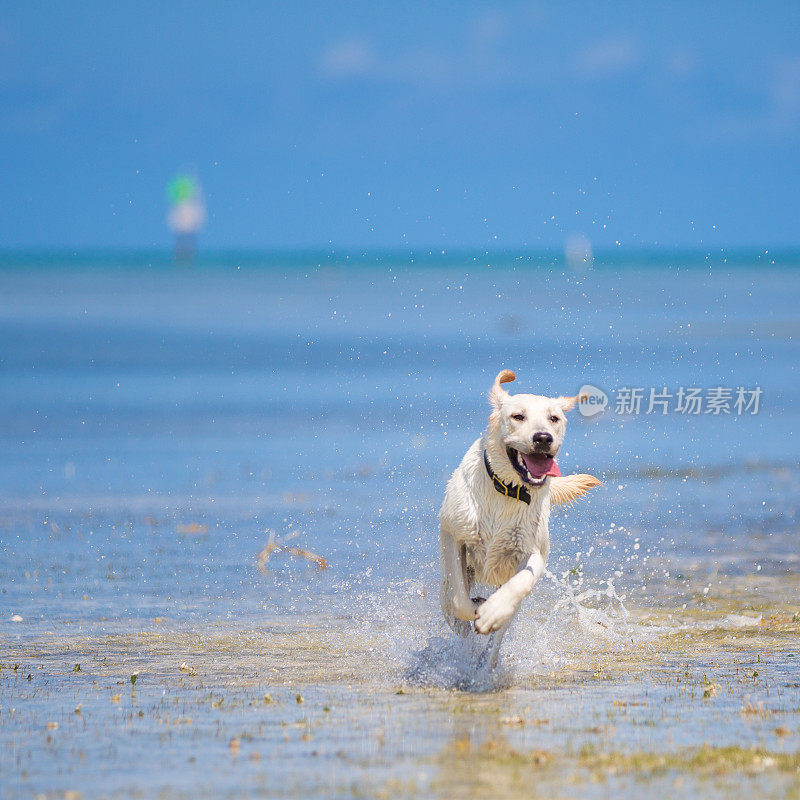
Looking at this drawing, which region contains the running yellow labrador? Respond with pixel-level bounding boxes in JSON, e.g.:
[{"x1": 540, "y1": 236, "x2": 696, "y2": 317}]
[{"x1": 439, "y1": 370, "x2": 600, "y2": 664}]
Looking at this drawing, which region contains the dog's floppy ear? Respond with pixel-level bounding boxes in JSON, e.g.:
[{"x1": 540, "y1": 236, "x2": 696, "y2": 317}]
[
  {"x1": 489, "y1": 369, "x2": 516, "y2": 411},
  {"x1": 556, "y1": 392, "x2": 588, "y2": 413},
  {"x1": 549, "y1": 473, "x2": 602, "y2": 507}
]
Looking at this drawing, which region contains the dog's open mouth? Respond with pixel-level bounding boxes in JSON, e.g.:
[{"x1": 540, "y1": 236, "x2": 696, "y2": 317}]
[{"x1": 506, "y1": 446, "x2": 561, "y2": 486}]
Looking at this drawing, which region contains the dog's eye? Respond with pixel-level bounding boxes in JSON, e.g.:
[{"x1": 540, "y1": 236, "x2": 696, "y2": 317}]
[
  {"x1": 511, "y1": 413, "x2": 525, "y2": 422},
  {"x1": 549, "y1": 415, "x2": 561, "y2": 423}
]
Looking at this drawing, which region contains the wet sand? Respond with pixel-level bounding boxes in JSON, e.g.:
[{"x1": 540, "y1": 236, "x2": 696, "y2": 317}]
[{"x1": 4, "y1": 577, "x2": 800, "y2": 799}]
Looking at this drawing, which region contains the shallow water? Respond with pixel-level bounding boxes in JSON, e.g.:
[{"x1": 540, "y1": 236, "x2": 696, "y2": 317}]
[{"x1": 1, "y1": 258, "x2": 799, "y2": 797}]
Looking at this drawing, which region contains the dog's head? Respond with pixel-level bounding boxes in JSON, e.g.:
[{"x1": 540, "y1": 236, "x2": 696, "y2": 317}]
[{"x1": 487, "y1": 370, "x2": 585, "y2": 487}]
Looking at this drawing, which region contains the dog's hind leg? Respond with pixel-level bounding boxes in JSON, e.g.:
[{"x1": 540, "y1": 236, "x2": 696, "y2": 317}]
[
  {"x1": 488, "y1": 618, "x2": 513, "y2": 669},
  {"x1": 439, "y1": 530, "x2": 478, "y2": 637},
  {"x1": 474, "y1": 617, "x2": 512, "y2": 671}
]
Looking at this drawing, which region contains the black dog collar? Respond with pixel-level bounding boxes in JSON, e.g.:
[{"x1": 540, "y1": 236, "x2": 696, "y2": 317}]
[{"x1": 483, "y1": 449, "x2": 531, "y2": 505}]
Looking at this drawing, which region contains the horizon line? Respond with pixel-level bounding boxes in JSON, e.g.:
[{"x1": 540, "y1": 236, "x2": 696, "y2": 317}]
[{"x1": 0, "y1": 245, "x2": 797, "y2": 269}]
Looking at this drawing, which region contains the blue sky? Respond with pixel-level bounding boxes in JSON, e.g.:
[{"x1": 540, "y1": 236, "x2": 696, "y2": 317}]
[{"x1": 1, "y1": 1, "x2": 799, "y2": 251}]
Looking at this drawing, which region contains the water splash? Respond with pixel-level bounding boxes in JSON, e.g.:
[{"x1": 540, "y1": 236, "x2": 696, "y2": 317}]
[
  {"x1": 543, "y1": 568, "x2": 630, "y2": 640},
  {"x1": 386, "y1": 569, "x2": 635, "y2": 691},
  {"x1": 502, "y1": 570, "x2": 633, "y2": 676},
  {"x1": 403, "y1": 631, "x2": 503, "y2": 692}
]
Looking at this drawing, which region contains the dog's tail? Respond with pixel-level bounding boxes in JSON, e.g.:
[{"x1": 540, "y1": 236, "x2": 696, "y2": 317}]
[{"x1": 549, "y1": 474, "x2": 602, "y2": 507}]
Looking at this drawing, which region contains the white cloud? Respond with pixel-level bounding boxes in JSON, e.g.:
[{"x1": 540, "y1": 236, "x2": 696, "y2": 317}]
[
  {"x1": 696, "y1": 56, "x2": 800, "y2": 143},
  {"x1": 578, "y1": 35, "x2": 640, "y2": 78},
  {"x1": 318, "y1": 37, "x2": 455, "y2": 89},
  {"x1": 317, "y1": 7, "x2": 543, "y2": 90},
  {"x1": 771, "y1": 56, "x2": 800, "y2": 124},
  {"x1": 319, "y1": 38, "x2": 376, "y2": 80},
  {"x1": 468, "y1": 9, "x2": 510, "y2": 52}
]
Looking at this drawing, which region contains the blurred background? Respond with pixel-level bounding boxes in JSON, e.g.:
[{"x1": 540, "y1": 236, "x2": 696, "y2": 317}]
[
  {"x1": 0, "y1": 1, "x2": 798, "y2": 624},
  {"x1": 1, "y1": 1, "x2": 799, "y2": 252}
]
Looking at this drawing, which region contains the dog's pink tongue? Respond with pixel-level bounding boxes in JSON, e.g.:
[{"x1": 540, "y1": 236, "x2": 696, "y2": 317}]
[{"x1": 522, "y1": 453, "x2": 561, "y2": 479}]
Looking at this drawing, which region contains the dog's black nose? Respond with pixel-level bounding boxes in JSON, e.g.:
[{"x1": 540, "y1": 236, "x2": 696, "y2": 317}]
[{"x1": 532, "y1": 431, "x2": 553, "y2": 446}]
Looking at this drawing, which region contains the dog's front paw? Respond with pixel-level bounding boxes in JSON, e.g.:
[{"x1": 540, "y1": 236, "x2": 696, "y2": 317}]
[{"x1": 474, "y1": 589, "x2": 519, "y2": 635}]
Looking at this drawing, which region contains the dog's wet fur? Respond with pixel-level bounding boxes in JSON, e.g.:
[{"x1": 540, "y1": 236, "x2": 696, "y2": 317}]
[{"x1": 439, "y1": 370, "x2": 600, "y2": 666}]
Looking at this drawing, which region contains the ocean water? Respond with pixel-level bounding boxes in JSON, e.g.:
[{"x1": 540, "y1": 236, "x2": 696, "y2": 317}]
[{"x1": 1, "y1": 255, "x2": 799, "y2": 798}]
